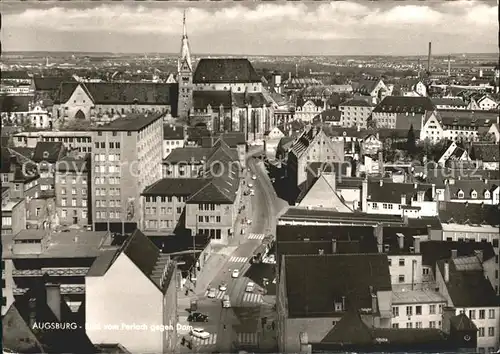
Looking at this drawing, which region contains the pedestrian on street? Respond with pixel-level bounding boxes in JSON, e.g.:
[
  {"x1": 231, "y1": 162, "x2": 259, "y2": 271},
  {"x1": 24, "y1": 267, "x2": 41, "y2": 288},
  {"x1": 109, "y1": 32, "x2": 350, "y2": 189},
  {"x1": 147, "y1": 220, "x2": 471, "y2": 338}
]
[{"x1": 223, "y1": 324, "x2": 227, "y2": 330}]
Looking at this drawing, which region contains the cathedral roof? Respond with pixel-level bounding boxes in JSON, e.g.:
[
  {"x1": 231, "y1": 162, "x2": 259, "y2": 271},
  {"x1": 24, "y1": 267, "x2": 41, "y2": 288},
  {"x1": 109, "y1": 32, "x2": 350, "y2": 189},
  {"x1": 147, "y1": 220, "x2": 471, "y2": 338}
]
[{"x1": 193, "y1": 59, "x2": 261, "y2": 84}]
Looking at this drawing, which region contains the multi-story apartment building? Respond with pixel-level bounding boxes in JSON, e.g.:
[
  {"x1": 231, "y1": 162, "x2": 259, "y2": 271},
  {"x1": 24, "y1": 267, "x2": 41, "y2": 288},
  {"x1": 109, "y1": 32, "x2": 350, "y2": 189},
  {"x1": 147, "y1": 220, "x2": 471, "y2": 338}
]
[
  {"x1": 420, "y1": 110, "x2": 498, "y2": 143},
  {"x1": 54, "y1": 156, "x2": 91, "y2": 227},
  {"x1": 286, "y1": 126, "x2": 345, "y2": 188},
  {"x1": 12, "y1": 130, "x2": 93, "y2": 153},
  {"x1": 435, "y1": 202, "x2": 499, "y2": 295},
  {"x1": 436, "y1": 256, "x2": 500, "y2": 353},
  {"x1": 1, "y1": 187, "x2": 26, "y2": 237},
  {"x1": 339, "y1": 99, "x2": 374, "y2": 128},
  {"x1": 143, "y1": 140, "x2": 241, "y2": 244},
  {"x1": 163, "y1": 124, "x2": 186, "y2": 159},
  {"x1": 31, "y1": 141, "x2": 66, "y2": 192},
  {"x1": 86, "y1": 230, "x2": 178, "y2": 354},
  {"x1": 351, "y1": 78, "x2": 389, "y2": 104},
  {"x1": 391, "y1": 290, "x2": 447, "y2": 329},
  {"x1": 361, "y1": 180, "x2": 438, "y2": 218},
  {"x1": 91, "y1": 113, "x2": 163, "y2": 234},
  {"x1": 371, "y1": 96, "x2": 434, "y2": 130},
  {"x1": 431, "y1": 98, "x2": 468, "y2": 110},
  {"x1": 2, "y1": 229, "x2": 114, "y2": 315}
]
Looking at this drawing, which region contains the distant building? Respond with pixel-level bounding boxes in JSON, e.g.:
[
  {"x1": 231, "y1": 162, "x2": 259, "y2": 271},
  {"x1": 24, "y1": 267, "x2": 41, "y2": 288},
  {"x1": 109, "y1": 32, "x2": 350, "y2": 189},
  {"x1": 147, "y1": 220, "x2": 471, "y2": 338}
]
[
  {"x1": 0, "y1": 95, "x2": 32, "y2": 125},
  {"x1": 371, "y1": 96, "x2": 435, "y2": 130},
  {"x1": 431, "y1": 97, "x2": 468, "y2": 110},
  {"x1": 53, "y1": 82, "x2": 177, "y2": 125},
  {"x1": 91, "y1": 114, "x2": 163, "y2": 234},
  {"x1": 12, "y1": 130, "x2": 93, "y2": 153},
  {"x1": 2, "y1": 229, "x2": 114, "y2": 315},
  {"x1": 163, "y1": 124, "x2": 186, "y2": 159},
  {"x1": 339, "y1": 99, "x2": 374, "y2": 129},
  {"x1": 54, "y1": 156, "x2": 91, "y2": 227},
  {"x1": 86, "y1": 230, "x2": 178, "y2": 354},
  {"x1": 277, "y1": 254, "x2": 392, "y2": 352},
  {"x1": 351, "y1": 78, "x2": 389, "y2": 104}
]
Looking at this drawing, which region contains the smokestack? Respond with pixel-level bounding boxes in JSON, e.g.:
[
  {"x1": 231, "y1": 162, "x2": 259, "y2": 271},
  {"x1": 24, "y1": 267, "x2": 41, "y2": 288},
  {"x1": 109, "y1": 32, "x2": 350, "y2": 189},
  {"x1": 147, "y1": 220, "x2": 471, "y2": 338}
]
[
  {"x1": 447, "y1": 55, "x2": 451, "y2": 77},
  {"x1": 414, "y1": 236, "x2": 421, "y2": 254},
  {"x1": 371, "y1": 292, "x2": 378, "y2": 313},
  {"x1": 46, "y1": 283, "x2": 61, "y2": 321},
  {"x1": 332, "y1": 239, "x2": 337, "y2": 254},
  {"x1": 427, "y1": 42, "x2": 432, "y2": 73},
  {"x1": 288, "y1": 72, "x2": 291, "y2": 81},
  {"x1": 444, "y1": 261, "x2": 449, "y2": 282},
  {"x1": 295, "y1": 64, "x2": 298, "y2": 78},
  {"x1": 361, "y1": 178, "x2": 368, "y2": 212},
  {"x1": 397, "y1": 233, "x2": 404, "y2": 249}
]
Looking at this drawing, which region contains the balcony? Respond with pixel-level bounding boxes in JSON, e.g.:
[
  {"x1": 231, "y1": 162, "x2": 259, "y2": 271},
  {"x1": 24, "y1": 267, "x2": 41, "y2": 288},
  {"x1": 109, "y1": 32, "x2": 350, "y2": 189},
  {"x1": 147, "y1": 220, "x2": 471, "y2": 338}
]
[
  {"x1": 12, "y1": 267, "x2": 89, "y2": 277},
  {"x1": 13, "y1": 284, "x2": 85, "y2": 295}
]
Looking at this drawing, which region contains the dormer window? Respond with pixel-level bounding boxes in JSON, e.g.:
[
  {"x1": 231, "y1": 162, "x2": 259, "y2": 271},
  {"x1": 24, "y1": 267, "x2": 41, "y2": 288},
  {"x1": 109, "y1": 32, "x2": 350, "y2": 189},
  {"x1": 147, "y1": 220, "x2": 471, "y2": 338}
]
[
  {"x1": 484, "y1": 190, "x2": 491, "y2": 199},
  {"x1": 471, "y1": 190, "x2": 477, "y2": 199},
  {"x1": 457, "y1": 190, "x2": 465, "y2": 199}
]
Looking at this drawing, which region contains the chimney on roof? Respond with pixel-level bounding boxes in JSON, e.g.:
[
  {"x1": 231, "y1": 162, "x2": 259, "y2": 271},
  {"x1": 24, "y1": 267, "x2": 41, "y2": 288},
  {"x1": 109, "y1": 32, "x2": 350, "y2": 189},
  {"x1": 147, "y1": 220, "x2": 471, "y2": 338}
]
[
  {"x1": 332, "y1": 239, "x2": 337, "y2": 254},
  {"x1": 413, "y1": 236, "x2": 421, "y2": 254},
  {"x1": 401, "y1": 194, "x2": 407, "y2": 206},
  {"x1": 379, "y1": 180, "x2": 383, "y2": 187},
  {"x1": 374, "y1": 224, "x2": 383, "y2": 253},
  {"x1": 397, "y1": 233, "x2": 404, "y2": 249},
  {"x1": 289, "y1": 72, "x2": 291, "y2": 81},
  {"x1": 451, "y1": 249, "x2": 458, "y2": 259},
  {"x1": 474, "y1": 250, "x2": 483, "y2": 263},
  {"x1": 444, "y1": 261, "x2": 450, "y2": 282},
  {"x1": 46, "y1": 283, "x2": 61, "y2": 321},
  {"x1": 484, "y1": 179, "x2": 488, "y2": 184},
  {"x1": 9, "y1": 156, "x2": 17, "y2": 173},
  {"x1": 370, "y1": 289, "x2": 378, "y2": 314},
  {"x1": 414, "y1": 182, "x2": 418, "y2": 189},
  {"x1": 378, "y1": 151, "x2": 384, "y2": 175},
  {"x1": 361, "y1": 178, "x2": 368, "y2": 212},
  {"x1": 431, "y1": 183, "x2": 436, "y2": 199}
]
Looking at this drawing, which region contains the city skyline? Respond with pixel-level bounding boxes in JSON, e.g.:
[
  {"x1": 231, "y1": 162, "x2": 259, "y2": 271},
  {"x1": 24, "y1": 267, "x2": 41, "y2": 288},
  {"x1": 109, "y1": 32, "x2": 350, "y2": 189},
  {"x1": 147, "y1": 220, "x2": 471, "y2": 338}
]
[{"x1": 1, "y1": 1, "x2": 498, "y2": 56}]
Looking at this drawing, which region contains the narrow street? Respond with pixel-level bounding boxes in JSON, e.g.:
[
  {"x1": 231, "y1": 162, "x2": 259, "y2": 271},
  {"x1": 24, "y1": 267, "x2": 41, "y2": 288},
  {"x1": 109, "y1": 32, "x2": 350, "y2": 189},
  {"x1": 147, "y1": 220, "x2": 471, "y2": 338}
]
[{"x1": 178, "y1": 149, "x2": 287, "y2": 353}]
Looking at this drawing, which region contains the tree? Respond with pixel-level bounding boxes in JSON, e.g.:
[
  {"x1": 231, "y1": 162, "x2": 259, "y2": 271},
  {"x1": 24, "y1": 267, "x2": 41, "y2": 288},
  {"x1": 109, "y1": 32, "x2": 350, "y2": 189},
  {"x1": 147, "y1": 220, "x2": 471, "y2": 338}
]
[{"x1": 406, "y1": 124, "x2": 417, "y2": 156}]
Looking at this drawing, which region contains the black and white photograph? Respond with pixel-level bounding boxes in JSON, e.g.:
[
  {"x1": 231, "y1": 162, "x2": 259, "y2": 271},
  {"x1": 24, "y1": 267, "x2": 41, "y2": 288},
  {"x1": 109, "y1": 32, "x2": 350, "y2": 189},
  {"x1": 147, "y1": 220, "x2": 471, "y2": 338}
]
[{"x1": 1, "y1": 0, "x2": 499, "y2": 353}]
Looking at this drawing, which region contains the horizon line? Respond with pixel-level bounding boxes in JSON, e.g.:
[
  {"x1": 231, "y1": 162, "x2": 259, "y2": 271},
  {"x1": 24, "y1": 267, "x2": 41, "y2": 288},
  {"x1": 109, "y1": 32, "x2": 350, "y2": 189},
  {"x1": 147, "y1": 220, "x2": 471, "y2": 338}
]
[{"x1": 3, "y1": 50, "x2": 500, "y2": 58}]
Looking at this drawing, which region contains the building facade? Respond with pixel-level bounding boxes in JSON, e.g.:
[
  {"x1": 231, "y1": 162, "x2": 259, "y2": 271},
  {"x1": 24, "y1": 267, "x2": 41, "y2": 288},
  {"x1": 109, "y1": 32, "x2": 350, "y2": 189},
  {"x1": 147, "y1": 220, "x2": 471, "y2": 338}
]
[{"x1": 91, "y1": 114, "x2": 163, "y2": 234}]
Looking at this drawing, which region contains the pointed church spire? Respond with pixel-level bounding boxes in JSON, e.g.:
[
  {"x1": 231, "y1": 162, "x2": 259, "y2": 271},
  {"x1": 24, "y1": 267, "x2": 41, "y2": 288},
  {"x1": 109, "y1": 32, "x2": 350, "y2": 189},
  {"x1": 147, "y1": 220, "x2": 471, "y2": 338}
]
[
  {"x1": 179, "y1": 9, "x2": 192, "y2": 72},
  {"x1": 183, "y1": 10, "x2": 187, "y2": 38}
]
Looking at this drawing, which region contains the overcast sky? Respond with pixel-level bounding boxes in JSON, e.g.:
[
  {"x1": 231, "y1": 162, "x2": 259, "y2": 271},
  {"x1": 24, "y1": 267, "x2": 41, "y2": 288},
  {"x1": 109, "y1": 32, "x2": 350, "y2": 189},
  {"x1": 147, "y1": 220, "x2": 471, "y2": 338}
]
[{"x1": 1, "y1": 1, "x2": 498, "y2": 56}]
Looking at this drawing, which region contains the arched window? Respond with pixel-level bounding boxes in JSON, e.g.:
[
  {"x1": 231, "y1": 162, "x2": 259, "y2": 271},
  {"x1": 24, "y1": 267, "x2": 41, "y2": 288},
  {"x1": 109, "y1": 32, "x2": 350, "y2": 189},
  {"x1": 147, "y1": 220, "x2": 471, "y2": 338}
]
[{"x1": 75, "y1": 110, "x2": 86, "y2": 120}]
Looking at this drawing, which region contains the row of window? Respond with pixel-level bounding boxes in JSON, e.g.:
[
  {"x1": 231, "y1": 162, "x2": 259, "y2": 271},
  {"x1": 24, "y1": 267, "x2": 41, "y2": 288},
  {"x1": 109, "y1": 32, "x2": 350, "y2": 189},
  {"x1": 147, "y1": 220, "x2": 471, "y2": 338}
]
[
  {"x1": 463, "y1": 309, "x2": 496, "y2": 320},
  {"x1": 94, "y1": 154, "x2": 121, "y2": 162},
  {"x1": 2, "y1": 217, "x2": 12, "y2": 226},
  {"x1": 393, "y1": 304, "x2": 443, "y2": 317},
  {"x1": 59, "y1": 176, "x2": 87, "y2": 184},
  {"x1": 97, "y1": 131, "x2": 132, "y2": 137},
  {"x1": 198, "y1": 215, "x2": 221, "y2": 223},
  {"x1": 371, "y1": 202, "x2": 402, "y2": 210},
  {"x1": 95, "y1": 142, "x2": 121, "y2": 149},
  {"x1": 60, "y1": 188, "x2": 87, "y2": 196},
  {"x1": 95, "y1": 211, "x2": 120, "y2": 219},
  {"x1": 198, "y1": 228, "x2": 223, "y2": 240},
  {"x1": 94, "y1": 165, "x2": 121, "y2": 174},
  {"x1": 478, "y1": 327, "x2": 496, "y2": 337},
  {"x1": 476, "y1": 347, "x2": 499, "y2": 354},
  {"x1": 95, "y1": 200, "x2": 121, "y2": 208},
  {"x1": 95, "y1": 188, "x2": 120, "y2": 196},
  {"x1": 392, "y1": 321, "x2": 440, "y2": 329},
  {"x1": 198, "y1": 203, "x2": 219, "y2": 211},
  {"x1": 165, "y1": 140, "x2": 182, "y2": 145},
  {"x1": 61, "y1": 199, "x2": 87, "y2": 207},
  {"x1": 94, "y1": 177, "x2": 121, "y2": 185},
  {"x1": 145, "y1": 196, "x2": 186, "y2": 203},
  {"x1": 145, "y1": 207, "x2": 182, "y2": 215},
  {"x1": 42, "y1": 136, "x2": 91, "y2": 143},
  {"x1": 60, "y1": 209, "x2": 87, "y2": 219}
]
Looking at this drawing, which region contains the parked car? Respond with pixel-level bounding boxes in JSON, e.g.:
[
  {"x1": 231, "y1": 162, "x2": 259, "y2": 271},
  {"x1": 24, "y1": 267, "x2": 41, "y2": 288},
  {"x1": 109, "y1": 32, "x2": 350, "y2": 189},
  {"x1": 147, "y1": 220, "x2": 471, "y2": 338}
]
[
  {"x1": 245, "y1": 282, "x2": 255, "y2": 292},
  {"x1": 207, "y1": 288, "x2": 216, "y2": 298},
  {"x1": 219, "y1": 282, "x2": 227, "y2": 291},
  {"x1": 222, "y1": 294, "x2": 231, "y2": 308},
  {"x1": 247, "y1": 219, "x2": 252, "y2": 225},
  {"x1": 252, "y1": 175, "x2": 257, "y2": 180},
  {"x1": 232, "y1": 269, "x2": 240, "y2": 278},
  {"x1": 250, "y1": 189, "x2": 255, "y2": 196},
  {"x1": 191, "y1": 328, "x2": 210, "y2": 339},
  {"x1": 188, "y1": 312, "x2": 209, "y2": 322},
  {"x1": 248, "y1": 183, "x2": 253, "y2": 188}
]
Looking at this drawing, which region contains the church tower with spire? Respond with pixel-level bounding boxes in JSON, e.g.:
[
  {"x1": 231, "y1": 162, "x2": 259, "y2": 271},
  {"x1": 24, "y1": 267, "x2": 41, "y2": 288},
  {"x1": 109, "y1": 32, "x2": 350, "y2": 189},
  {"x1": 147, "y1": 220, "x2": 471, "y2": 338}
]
[{"x1": 177, "y1": 10, "x2": 193, "y2": 120}]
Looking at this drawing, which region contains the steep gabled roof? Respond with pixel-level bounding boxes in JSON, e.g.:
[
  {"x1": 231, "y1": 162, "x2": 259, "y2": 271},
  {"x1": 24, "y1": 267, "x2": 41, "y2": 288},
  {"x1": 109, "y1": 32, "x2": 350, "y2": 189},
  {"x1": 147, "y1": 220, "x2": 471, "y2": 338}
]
[
  {"x1": 34, "y1": 76, "x2": 76, "y2": 91},
  {"x1": 192, "y1": 91, "x2": 231, "y2": 109},
  {"x1": 87, "y1": 230, "x2": 174, "y2": 294},
  {"x1": 32, "y1": 141, "x2": 65, "y2": 163},
  {"x1": 56, "y1": 82, "x2": 177, "y2": 105},
  {"x1": 193, "y1": 58, "x2": 261, "y2": 84}
]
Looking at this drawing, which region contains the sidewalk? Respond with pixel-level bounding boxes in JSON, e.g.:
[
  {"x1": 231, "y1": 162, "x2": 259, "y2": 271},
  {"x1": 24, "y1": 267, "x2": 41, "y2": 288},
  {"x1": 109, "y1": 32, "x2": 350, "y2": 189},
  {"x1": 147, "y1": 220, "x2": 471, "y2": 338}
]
[{"x1": 257, "y1": 305, "x2": 278, "y2": 351}]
